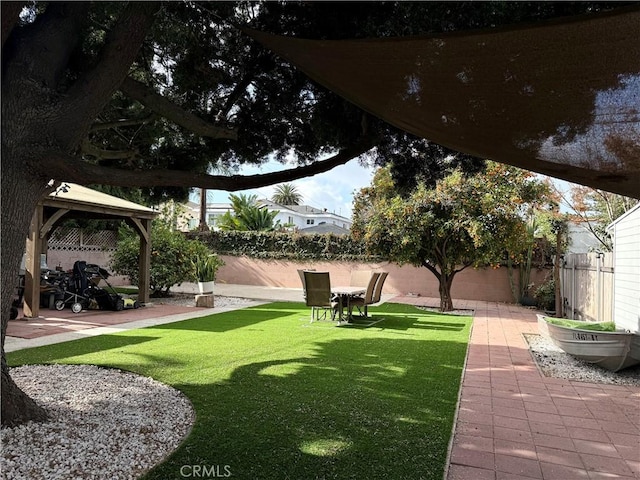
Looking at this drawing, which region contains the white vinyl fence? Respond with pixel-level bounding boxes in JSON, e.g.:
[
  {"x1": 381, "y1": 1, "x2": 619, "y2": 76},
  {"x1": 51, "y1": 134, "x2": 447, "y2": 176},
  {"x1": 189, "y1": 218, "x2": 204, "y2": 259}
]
[{"x1": 560, "y1": 252, "x2": 613, "y2": 322}]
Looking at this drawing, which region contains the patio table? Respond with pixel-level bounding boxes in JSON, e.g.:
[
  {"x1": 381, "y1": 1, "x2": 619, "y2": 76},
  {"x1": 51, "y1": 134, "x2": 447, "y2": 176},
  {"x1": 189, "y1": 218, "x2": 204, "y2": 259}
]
[{"x1": 331, "y1": 286, "x2": 365, "y2": 322}]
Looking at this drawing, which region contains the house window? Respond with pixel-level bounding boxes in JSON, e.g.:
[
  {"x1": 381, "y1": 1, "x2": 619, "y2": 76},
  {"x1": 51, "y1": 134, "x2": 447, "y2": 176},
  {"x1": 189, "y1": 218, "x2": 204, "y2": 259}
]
[{"x1": 306, "y1": 219, "x2": 315, "y2": 225}]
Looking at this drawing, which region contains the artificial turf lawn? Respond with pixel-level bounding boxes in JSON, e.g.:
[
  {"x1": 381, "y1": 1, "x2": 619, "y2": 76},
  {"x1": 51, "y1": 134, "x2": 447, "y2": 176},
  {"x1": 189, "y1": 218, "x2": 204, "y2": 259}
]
[{"x1": 7, "y1": 302, "x2": 472, "y2": 480}]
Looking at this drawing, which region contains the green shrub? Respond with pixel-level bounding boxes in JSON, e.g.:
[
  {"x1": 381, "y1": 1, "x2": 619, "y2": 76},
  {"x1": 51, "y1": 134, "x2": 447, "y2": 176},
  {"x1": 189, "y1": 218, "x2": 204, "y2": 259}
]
[
  {"x1": 112, "y1": 221, "x2": 211, "y2": 297},
  {"x1": 187, "y1": 230, "x2": 380, "y2": 262},
  {"x1": 534, "y1": 278, "x2": 555, "y2": 311}
]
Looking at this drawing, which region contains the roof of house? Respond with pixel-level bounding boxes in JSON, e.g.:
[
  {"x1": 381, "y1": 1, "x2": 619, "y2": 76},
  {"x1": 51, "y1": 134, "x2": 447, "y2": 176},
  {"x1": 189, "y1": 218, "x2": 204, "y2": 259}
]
[
  {"x1": 298, "y1": 223, "x2": 351, "y2": 235},
  {"x1": 259, "y1": 200, "x2": 349, "y2": 220}
]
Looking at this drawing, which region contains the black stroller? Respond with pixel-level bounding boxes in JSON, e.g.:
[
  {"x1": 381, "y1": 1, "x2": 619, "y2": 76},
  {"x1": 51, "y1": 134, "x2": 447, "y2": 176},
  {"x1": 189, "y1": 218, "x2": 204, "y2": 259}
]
[{"x1": 54, "y1": 261, "x2": 124, "y2": 313}]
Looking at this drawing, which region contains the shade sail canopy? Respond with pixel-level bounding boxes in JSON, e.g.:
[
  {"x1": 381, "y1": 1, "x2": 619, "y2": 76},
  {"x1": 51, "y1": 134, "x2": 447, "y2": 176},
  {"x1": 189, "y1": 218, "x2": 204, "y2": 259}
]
[{"x1": 246, "y1": 8, "x2": 640, "y2": 198}]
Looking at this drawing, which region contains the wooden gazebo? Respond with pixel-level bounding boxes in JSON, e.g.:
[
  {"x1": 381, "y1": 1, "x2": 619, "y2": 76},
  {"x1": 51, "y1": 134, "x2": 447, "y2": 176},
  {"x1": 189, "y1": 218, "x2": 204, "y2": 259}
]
[{"x1": 23, "y1": 183, "x2": 158, "y2": 317}]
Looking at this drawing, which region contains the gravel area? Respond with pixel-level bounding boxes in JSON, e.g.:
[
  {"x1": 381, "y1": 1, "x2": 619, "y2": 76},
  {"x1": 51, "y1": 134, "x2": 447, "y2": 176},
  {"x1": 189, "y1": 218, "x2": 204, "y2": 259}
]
[
  {"x1": 415, "y1": 305, "x2": 640, "y2": 386},
  {"x1": 1, "y1": 364, "x2": 195, "y2": 480},
  {"x1": 149, "y1": 294, "x2": 255, "y2": 309},
  {"x1": 524, "y1": 333, "x2": 640, "y2": 386}
]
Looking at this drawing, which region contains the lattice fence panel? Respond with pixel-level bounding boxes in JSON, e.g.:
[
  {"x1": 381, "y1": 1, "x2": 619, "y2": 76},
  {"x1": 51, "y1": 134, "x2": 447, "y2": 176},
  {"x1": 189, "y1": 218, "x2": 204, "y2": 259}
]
[{"x1": 48, "y1": 228, "x2": 118, "y2": 251}]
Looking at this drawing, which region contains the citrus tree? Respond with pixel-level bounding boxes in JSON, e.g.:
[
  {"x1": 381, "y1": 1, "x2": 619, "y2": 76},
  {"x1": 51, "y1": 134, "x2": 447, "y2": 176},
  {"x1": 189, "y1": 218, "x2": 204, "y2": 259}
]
[{"x1": 352, "y1": 163, "x2": 550, "y2": 311}]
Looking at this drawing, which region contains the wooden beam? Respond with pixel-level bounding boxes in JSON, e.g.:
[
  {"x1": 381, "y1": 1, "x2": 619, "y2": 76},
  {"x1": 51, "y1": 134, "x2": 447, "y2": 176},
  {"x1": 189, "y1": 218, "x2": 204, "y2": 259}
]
[
  {"x1": 41, "y1": 198, "x2": 156, "y2": 220},
  {"x1": 137, "y1": 218, "x2": 152, "y2": 304},
  {"x1": 40, "y1": 208, "x2": 70, "y2": 239},
  {"x1": 128, "y1": 217, "x2": 150, "y2": 242},
  {"x1": 24, "y1": 206, "x2": 43, "y2": 318}
]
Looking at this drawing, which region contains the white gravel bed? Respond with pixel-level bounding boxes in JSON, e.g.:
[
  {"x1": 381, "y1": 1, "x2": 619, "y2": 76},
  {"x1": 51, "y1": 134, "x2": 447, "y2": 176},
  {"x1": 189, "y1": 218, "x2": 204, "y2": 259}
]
[
  {"x1": 1, "y1": 364, "x2": 195, "y2": 480},
  {"x1": 524, "y1": 333, "x2": 640, "y2": 386},
  {"x1": 150, "y1": 294, "x2": 254, "y2": 308}
]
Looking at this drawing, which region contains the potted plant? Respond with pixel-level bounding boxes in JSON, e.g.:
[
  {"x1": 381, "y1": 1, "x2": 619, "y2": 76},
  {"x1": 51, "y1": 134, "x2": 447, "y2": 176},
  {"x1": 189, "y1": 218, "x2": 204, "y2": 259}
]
[{"x1": 192, "y1": 253, "x2": 224, "y2": 294}]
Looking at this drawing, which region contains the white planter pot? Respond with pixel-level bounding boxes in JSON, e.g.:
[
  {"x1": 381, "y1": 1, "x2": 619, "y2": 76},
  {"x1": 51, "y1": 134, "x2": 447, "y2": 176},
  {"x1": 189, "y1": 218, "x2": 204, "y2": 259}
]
[{"x1": 197, "y1": 281, "x2": 215, "y2": 294}]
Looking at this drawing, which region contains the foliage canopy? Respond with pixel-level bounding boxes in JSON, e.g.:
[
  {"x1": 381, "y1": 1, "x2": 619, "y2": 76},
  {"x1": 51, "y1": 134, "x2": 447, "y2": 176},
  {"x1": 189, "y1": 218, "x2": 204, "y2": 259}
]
[{"x1": 352, "y1": 163, "x2": 551, "y2": 311}]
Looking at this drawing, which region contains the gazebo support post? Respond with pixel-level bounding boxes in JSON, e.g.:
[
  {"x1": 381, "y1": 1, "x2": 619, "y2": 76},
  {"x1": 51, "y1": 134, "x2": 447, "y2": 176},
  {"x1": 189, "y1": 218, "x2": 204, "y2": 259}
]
[
  {"x1": 23, "y1": 206, "x2": 43, "y2": 318},
  {"x1": 136, "y1": 218, "x2": 152, "y2": 304}
]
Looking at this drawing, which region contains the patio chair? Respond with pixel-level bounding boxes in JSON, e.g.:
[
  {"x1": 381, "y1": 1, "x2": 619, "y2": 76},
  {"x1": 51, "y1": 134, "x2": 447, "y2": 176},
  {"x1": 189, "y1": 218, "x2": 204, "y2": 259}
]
[
  {"x1": 372, "y1": 272, "x2": 389, "y2": 305},
  {"x1": 349, "y1": 272, "x2": 381, "y2": 318},
  {"x1": 303, "y1": 271, "x2": 338, "y2": 323},
  {"x1": 297, "y1": 268, "x2": 316, "y2": 300},
  {"x1": 350, "y1": 270, "x2": 372, "y2": 288}
]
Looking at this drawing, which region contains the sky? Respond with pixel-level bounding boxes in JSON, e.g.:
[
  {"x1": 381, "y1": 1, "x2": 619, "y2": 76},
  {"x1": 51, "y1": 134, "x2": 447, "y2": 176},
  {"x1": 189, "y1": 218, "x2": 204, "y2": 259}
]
[
  {"x1": 190, "y1": 158, "x2": 377, "y2": 220},
  {"x1": 187, "y1": 153, "x2": 588, "y2": 220}
]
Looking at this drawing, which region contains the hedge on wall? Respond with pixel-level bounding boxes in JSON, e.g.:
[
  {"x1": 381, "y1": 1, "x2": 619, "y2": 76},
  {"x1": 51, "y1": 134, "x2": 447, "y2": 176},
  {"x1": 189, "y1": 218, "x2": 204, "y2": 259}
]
[{"x1": 186, "y1": 230, "x2": 383, "y2": 262}]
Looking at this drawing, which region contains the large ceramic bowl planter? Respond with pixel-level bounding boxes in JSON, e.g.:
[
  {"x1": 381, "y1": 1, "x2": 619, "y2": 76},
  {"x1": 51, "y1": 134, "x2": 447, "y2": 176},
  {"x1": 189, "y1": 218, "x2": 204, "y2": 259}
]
[{"x1": 197, "y1": 281, "x2": 215, "y2": 295}]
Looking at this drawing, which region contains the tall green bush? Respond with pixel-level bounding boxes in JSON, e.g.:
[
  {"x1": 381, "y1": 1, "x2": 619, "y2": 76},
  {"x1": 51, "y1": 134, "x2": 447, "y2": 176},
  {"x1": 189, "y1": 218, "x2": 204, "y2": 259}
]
[
  {"x1": 112, "y1": 220, "x2": 211, "y2": 297},
  {"x1": 187, "y1": 230, "x2": 377, "y2": 262}
]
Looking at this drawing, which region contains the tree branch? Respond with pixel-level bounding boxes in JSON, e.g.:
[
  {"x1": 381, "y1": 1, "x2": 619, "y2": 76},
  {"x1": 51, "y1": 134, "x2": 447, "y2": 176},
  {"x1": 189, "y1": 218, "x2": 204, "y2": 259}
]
[
  {"x1": 120, "y1": 77, "x2": 237, "y2": 140},
  {"x1": 44, "y1": 139, "x2": 375, "y2": 190},
  {"x1": 453, "y1": 263, "x2": 471, "y2": 275},
  {"x1": 80, "y1": 139, "x2": 138, "y2": 161},
  {"x1": 63, "y1": 2, "x2": 160, "y2": 140},
  {"x1": 90, "y1": 114, "x2": 157, "y2": 132},
  {"x1": 422, "y1": 260, "x2": 440, "y2": 280}
]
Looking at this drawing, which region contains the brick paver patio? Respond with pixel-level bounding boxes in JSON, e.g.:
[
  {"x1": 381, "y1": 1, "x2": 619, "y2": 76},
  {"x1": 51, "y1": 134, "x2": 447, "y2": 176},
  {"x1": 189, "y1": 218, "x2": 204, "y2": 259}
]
[{"x1": 393, "y1": 298, "x2": 640, "y2": 480}]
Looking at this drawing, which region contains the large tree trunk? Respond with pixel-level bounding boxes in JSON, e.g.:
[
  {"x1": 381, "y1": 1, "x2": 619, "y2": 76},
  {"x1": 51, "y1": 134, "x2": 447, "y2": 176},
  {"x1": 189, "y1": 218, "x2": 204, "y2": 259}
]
[
  {"x1": 1, "y1": 163, "x2": 51, "y2": 427},
  {"x1": 423, "y1": 262, "x2": 456, "y2": 312},
  {"x1": 438, "y1": 272, "x2": 455, "y2": 312},
  {"x1": 1, "y1": 1, "x2": 159, "y2": 427}
]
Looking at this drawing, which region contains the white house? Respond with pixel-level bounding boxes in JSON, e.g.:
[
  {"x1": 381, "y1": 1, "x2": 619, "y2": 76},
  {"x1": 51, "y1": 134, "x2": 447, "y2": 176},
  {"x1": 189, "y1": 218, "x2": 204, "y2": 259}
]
[
  {"x1": 607, "y1": 203, "x2": 640, "y2": 333},
  {"x1": 182, "y1": 199, "x2": 352, "y2": 233},
  {"x1": 258, "y1": 199, "x2": 352, "y2": 233}
]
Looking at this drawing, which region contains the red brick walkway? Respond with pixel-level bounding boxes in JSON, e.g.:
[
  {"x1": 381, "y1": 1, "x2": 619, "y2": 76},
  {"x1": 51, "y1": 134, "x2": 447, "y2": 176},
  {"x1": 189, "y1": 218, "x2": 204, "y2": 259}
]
[
  {"x1": 7, "y1": 303, "x2": 196, "y2": 339},
  {"x1": 397, "y1": 296, "x2": 640, "y2": 480}
]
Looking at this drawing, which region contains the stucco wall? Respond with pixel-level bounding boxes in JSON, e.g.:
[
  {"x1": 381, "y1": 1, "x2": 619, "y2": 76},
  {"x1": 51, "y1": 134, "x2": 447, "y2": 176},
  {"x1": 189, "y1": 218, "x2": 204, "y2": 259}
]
[
  {"x1": 46, "y1": 249, "x2": 549, "y2": 304},
  {"x1": 216, "y1": 255, "x2": 550, "y2": 304}
]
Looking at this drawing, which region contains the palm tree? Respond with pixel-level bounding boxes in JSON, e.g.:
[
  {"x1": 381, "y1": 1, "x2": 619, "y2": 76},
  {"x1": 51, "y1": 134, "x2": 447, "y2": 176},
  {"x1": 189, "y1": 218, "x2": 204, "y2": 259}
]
[
  {"x1": 271, "y1": 183, "x2": 302, "y2": 205},
  {"x1": 217, "y1": 193, "x2": 280, "y2": 231}
]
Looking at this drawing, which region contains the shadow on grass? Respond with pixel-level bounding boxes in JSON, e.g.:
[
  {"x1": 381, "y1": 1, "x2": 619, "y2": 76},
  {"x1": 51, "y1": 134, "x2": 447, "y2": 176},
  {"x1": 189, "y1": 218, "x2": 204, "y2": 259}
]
[
  {"x1": 7, "y1": 334, "x2": 160, "y2": 367},
  {"x1": 7, "y1": 303, "x2": 472, "y2": 480},
  {"x1": 343, "y1": 316, "x2": 466, "y2": 332},
  {"x1": 143, "y1": 318, "x2": 470, "y2": 479},
  {"x1": 340, "y1": 305, "x2": 468, "y2": 333}
]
